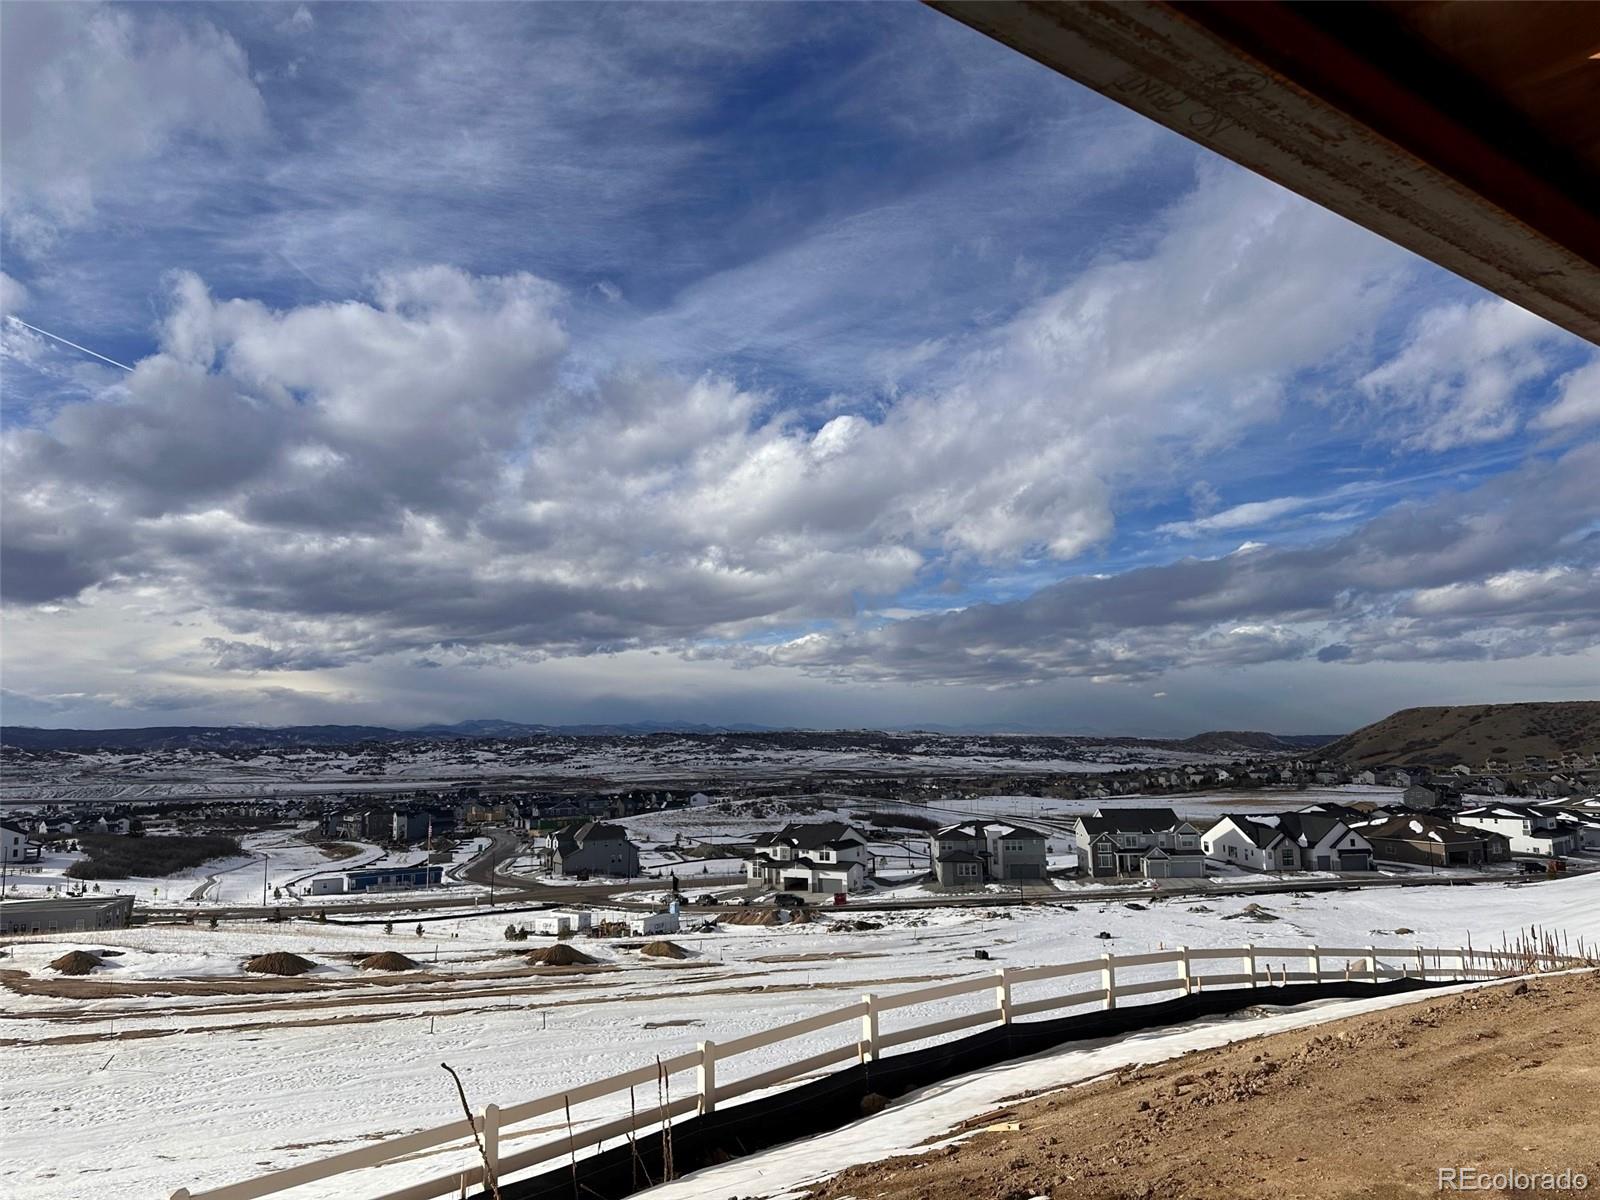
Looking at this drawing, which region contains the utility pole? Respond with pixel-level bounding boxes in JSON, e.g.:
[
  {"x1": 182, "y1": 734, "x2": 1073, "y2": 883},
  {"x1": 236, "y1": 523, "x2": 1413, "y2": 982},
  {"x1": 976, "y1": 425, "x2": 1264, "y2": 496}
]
[{"x1": 261, "y1": 852, "x2": 269, "y2": 907}]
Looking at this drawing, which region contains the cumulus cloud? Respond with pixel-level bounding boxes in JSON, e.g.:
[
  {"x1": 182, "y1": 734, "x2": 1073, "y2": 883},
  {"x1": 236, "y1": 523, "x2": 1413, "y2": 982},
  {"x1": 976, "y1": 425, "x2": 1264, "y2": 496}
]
[
  {"x1": 1, "y1": 3, "x2": 267, "y2": 251},
  {"x1": 1, "y1": 168, "x2": 1422, "y2": 674}
]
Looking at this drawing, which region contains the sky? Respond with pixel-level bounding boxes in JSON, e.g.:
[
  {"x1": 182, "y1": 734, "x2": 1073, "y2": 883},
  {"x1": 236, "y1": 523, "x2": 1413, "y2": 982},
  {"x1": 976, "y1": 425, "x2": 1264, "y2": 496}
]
[{"x1": 1, "y1": 2, "x2": 1597, "y2": 737}]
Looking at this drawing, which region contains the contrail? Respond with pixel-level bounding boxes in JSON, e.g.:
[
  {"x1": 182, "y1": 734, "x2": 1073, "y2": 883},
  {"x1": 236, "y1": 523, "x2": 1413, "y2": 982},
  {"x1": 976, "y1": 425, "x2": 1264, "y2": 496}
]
[{"x1": 5, "y1": 315, "x2": 135, "y2": 371}]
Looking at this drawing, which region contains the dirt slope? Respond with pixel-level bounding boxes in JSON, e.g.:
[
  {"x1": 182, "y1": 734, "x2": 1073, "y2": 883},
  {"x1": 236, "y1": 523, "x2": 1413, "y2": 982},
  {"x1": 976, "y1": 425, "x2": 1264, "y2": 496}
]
[
  {"x1": 814, "y1": 972, "x2": 1600, "y2": 1200},
  {"x1": 1319, "y1": 701, "x2": 1600, "y2": 767}
]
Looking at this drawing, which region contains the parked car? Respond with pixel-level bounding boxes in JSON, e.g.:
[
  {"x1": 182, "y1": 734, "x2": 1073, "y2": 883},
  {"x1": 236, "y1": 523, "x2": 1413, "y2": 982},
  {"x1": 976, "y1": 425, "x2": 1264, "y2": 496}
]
[
  {"x1": 773, "y1": 893, "x2": 806, "y2": 909},
  {"x1": 695, "y1": 893, "x2": 722, "y2": 905}
]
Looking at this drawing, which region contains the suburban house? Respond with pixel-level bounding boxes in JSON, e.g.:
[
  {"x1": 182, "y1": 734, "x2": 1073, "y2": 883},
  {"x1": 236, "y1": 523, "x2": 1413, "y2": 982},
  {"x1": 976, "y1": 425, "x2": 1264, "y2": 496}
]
[
  {"x1": 1402, "y1": 784, "x2": 1445, "y2": 809},
  {"x1": 1273, "y1": 812, "x2": 1374, "y2": 870},
  {"x1": 1, "y1": 820, "x2": 42, "y2": 863},
  {"x1": 1202, "y1": 815, "x2": 1300, "y2": 871},
  {"x1": 1074, "y1": 808, "x2": 1205, "y2": 879},
  {"x1": 1349, "y1": 813, "x2": 1511, "y2": 868},
  {"x1": 747, "y1": 821, "x2": 870, "y2": 896},
  {"x1": 929, "y1": 820, "x2": 1049, "y2": 889},
  {"x1": 545, "y1": 821, "x2": 641, "y2": 878},
  {"x1": 1454, "y1": 804, "x2": 1577, "y2": 857},
  {"x1": 1204, "y1": 813, "x2": 1374, "y2": 872},
  {"x1": 308, "y1": 863, "x2": 444, "y2": 895}
]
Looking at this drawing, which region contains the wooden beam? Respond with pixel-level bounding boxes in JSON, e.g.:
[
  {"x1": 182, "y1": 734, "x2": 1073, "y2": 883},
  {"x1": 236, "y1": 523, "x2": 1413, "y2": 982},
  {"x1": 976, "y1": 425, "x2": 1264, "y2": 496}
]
[{"x1": 928, "y1": 1, "x2": 1600, "y2": 345}]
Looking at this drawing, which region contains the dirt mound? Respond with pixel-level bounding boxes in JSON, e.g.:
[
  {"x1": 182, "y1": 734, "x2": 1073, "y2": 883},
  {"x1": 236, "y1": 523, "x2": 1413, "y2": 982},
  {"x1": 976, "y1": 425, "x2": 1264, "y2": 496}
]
[
  {"x1": 49, "y1": 951, "x2": 103, "y2": 975},
  {"x1": 525, "y1": 944, "x2": 598, "y2": 966},
  {"x1": 357, "y1": 951, "x2": 421, "y2": 971},
  {"x1": 718, "y1": 908, "x2": 814, "y2": 927},
  {"x1": 243, "y1": 952, "x2": 318, "y2": 976},
  {"x1": 640, "y1": 940, "x2": 692, "y2": 959}
]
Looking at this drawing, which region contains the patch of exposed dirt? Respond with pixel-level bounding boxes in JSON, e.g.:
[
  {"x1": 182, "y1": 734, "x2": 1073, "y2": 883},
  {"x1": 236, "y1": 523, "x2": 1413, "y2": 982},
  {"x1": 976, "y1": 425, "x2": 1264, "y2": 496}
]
[{"x1": 812, "y1": 972, "x2": 1600, "y2": 1200}]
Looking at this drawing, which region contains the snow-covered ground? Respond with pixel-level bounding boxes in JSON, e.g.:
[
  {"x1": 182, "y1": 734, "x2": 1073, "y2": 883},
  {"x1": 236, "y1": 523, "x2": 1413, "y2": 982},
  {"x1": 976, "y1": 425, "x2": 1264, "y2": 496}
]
[
  {"x1": 0, "y1": 826, "x2": 490, "y2": 907},
  {"x1": 0, "y1": 736, "x2": 1243, "y2": 804},
  {"x1": 4, "y1": 870, "x2": 1597, "y2": 1200}
]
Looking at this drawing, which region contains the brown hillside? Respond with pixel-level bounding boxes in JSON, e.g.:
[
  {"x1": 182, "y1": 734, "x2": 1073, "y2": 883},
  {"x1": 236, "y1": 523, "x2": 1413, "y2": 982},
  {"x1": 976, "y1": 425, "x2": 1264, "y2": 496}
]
[{"x1": 1320, "y1": 701, "x2": 1600, "y2": 767}]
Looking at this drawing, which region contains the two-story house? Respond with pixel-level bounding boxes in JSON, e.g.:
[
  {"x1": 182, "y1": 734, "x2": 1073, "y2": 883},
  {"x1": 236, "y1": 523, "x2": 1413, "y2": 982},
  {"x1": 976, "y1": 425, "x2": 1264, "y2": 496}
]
[
  {"x1": 929, "y1": 820, "x2": 1049, "y2": 889},
  {"x1": 1202, "y1": 812, "x2": 1374, "y2": 872},
  {"x1": 1074, "y1": 807, "x2": 1204, "y2": 879},
  {"x1": 543, "y1": 821, "x2": 641, "y2": 878},
  {"x1": 1454, "y1": 804, "x2": 1576, "y2": 857},
  {"x1": 747, "y1": 821, "x2": 870, "y2": 896}
]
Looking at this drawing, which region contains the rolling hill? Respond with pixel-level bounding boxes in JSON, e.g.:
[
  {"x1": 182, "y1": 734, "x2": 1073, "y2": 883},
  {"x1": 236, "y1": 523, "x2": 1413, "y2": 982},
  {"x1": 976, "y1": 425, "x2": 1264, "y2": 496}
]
[{"x1": 1318, "y1": 702, "x2": 1600, "y2": 767}]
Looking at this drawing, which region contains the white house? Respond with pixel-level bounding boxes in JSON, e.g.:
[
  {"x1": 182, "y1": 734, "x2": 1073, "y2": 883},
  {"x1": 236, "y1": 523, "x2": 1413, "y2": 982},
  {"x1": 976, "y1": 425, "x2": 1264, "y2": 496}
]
[
  {"x1": 2, "y1": 821, "x2": 42, "y2": 864},
  {"x1": 1202, "y1": 816, "x2": 1298, "y2": 872},
  {"x1": 1454, "y1": 804, "x2": 1577, "y2": 857},
  {"x1": 746, "y1": 821, "x2": 870, "y2": 896},
  {"x1": 1270, "y1": 812, "x2": 1374, "y2": 870}
]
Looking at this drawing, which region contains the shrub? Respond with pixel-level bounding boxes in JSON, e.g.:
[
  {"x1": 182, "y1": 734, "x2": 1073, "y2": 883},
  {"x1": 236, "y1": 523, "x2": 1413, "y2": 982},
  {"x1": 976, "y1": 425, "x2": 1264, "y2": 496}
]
[{"x1": 65, "y1": 834, "x2": 243, "y2": 880}]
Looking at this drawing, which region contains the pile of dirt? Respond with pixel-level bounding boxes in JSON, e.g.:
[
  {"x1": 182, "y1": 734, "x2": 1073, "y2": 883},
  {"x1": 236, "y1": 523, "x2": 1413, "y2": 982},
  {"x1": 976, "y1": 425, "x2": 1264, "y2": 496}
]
[
  {"x1": 718, "y1": 908, "x2": 815, "y2": 927},
  {"x1": 48, "y1": 951, "x2": 102, "y2": 976},
  {"x1": 243, "y1": 952, "x2": 318, "y2": 976},
  {"x1": 640, "y1": 940, "x2": 692, "y2": 959},
  {"x1": 812, "y1": 971, "x2": 1600, "y2": 1200},
  {"x1": 357, "y1": 951, "x2": 421, "y2": 971},
  {"x1": 830, "y1": 919, "x2": 884, "y2": 932},
  {"x1": 525, "y1": 944, "x2": 598, "y2": 966}
]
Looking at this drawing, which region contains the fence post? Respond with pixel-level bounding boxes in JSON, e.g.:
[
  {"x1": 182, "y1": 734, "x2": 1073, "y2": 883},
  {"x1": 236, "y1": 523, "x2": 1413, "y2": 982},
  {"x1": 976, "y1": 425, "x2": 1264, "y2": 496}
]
[
  {"x1": 1366, "y1": 945, "x2": 1378, "y2": 984},
  {"x1": 1178, "y1": 945, "x2": 1192, "y2": 995},
  {"x1": 1308, "y1": 944, "x2": 1321, "y2": 984},
  {"x1": 1414, "y1": 946, "x2": 1425, "y2": 979},
  {"x1": 861, "y1": 992, "x2": 880, "y2": 1062},
  {"x1": 1245, "y1": 944, "x2": 1257, "y2": 988},
  {"x1": 994, "y1": 967, "x2": 1012, "y2": 1023},
  {"x1": 1101, "y1": 953, "x2": 1116, "y2": 1009},
  {"x1": 697, "y1": 1040, "x2": 717, "y2": 1115},
  {"x1": 482, "y1": 1103, "x2": 500, "y2": 1182}
]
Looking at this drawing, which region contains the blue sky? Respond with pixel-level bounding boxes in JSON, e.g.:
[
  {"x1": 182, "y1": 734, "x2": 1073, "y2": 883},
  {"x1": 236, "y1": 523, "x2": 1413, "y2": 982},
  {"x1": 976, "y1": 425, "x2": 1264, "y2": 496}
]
[{"x1": 2, "y1": 2, "x2": 1597, "y2": 735}]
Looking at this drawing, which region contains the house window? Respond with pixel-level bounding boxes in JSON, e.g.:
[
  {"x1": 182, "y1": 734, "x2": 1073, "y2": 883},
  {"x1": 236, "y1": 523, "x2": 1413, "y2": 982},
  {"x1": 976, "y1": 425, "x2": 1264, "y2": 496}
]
[{"x1": 1096, "y1": 846, "x2": 1114, "y2": 868}]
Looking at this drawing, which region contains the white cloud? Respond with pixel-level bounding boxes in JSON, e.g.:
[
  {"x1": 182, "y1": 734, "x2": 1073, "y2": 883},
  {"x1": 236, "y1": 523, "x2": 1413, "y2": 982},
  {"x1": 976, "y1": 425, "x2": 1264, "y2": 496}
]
[
  {"x1": 0, "y1": 3, "x2": 266, "y2": 251},
  {"x1": 0, "y1": 272, "x2": 28, "y2": 316},
  {"x1": 1357, "y1": 298, "x2": 1568, "y2": 451},
  {"x1": 1530, "y1": 357, "x2": 1600, "y2": 432}
]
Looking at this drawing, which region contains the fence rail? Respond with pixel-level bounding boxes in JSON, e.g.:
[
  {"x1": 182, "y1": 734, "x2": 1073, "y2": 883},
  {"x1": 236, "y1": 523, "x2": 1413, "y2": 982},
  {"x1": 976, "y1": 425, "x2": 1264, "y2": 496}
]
[{"x1": 170, "y1": 941, "x2": 1589, "y2": 1200}]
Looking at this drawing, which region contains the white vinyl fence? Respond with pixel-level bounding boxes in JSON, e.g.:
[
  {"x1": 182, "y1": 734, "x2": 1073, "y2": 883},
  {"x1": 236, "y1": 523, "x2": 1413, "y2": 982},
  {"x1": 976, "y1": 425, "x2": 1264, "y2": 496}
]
[{"x1": 171, "y1": 941, "x2": 1585, "y2": 1200}]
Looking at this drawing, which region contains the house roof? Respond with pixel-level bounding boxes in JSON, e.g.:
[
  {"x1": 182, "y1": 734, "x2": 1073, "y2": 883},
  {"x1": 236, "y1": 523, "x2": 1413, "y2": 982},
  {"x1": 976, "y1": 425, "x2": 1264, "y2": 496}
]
[
  {"x1": 934, "y1": 819, "x2": 1047, "y2": 841},
  {"x1": 1349, "y1": 814, "x2": 1498, "y2": 845},
  {"x1": 1079, "y1": 808, "x2": 1191, "y2": 835},
  {"x1": 1261, "y1": 812, "x2": 1348, "y2": 847},
  {"x1": 1211, "y1": 815, "x2": 1287, "y2": 850},
  {"x1": 753, "y1": 821, "x2": 864, "y2": 851}
]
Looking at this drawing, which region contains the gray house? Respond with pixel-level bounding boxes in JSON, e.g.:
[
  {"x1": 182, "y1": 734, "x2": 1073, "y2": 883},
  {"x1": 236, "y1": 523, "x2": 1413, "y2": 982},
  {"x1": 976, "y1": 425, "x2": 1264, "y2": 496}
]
[
  {"x1": 930, "y1": 820, "x2": 1048, "y2": 888},
  {"x1": 1074, "y1": 807, "x2": 1204, "y2": 879},
  {"x1": 546, "y1": 821, "x2": 641, "y2": 878}
]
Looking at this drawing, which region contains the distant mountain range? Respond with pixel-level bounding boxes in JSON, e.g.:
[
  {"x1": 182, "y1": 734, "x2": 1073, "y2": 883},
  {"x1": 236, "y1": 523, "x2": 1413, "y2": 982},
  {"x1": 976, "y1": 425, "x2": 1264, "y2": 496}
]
[{"x1": 1, "y1": 719, "x2": 1335, "y2": 754}]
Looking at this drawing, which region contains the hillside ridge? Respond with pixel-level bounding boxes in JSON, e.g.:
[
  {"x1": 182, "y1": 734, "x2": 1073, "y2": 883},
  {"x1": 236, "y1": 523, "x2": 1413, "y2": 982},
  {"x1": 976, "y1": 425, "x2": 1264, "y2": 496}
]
[{"x1": 1319, "y1": 701, "x2": 1600, "y2": 767}]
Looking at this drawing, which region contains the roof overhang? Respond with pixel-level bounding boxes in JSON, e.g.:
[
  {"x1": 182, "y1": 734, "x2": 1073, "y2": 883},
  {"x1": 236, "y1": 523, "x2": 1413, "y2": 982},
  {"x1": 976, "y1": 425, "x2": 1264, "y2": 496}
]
[{"x1": 928, "y1": 1, "x2": 1600, "y2": 345}]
